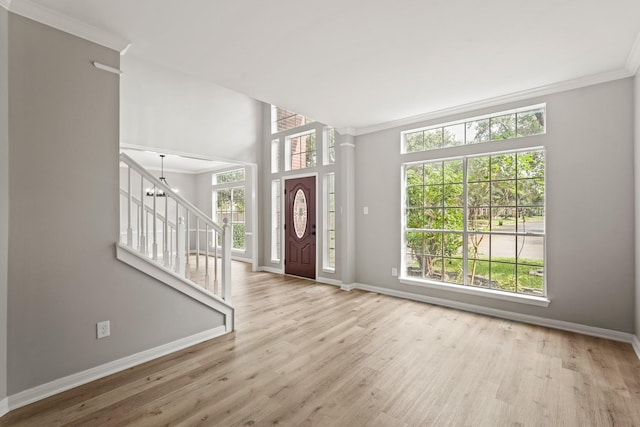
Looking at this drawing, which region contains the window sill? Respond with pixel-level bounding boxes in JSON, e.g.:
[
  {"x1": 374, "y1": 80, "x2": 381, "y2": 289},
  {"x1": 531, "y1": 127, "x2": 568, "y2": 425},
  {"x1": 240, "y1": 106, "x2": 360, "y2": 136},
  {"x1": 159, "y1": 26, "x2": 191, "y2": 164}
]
[
  {"x1": 322, "y1": 267, "x2": 335, "y2": 274},
  {"x1": 399, "y1": 277, "x2": 550, "y2": 307}
]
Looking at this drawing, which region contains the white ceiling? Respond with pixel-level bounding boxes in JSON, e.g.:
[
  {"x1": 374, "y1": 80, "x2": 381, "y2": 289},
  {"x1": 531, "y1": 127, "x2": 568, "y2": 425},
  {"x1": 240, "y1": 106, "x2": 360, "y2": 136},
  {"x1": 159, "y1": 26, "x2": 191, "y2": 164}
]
[
  {"x1": 15, "y1": 0, "x2": 640, "y2": 132},
  {"x1": 121, "y1": 149, "x2": 233, "y2": 174}
]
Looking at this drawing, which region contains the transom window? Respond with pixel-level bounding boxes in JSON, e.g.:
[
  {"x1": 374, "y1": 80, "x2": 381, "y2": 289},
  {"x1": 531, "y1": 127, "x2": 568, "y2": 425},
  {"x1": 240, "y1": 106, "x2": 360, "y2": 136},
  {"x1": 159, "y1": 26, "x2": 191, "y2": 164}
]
[
  {"x1": 271, "y1": 105, "x2": 314, "y2": 134},
  {"x1": 286, "y1": 130, "x2": 316, "y2": 171},
  {"x1": 213, "y1": 168, "x2": 245, "y2": 184},
  {"x1": 403, "y1": 105, "x2": 545, "y2": 153},
  {"x1": 403, "y1": 149, "x2": 545, "y2": 296}
]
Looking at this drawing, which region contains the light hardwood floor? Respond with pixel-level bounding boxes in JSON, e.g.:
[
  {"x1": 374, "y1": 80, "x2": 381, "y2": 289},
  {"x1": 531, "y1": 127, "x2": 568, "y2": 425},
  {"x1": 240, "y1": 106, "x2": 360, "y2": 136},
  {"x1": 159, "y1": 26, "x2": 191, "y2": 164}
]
[{"x1": 2, "y1": 262, "x2": 639, "y2": 426}]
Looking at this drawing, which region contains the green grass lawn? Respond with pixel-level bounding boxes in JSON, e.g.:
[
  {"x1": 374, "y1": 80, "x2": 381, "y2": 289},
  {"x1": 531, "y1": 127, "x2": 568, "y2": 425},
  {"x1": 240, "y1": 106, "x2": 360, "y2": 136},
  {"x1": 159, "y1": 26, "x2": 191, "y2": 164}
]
[{"x1": 410, "y1": 256, "x2": 544, "y2": 293}]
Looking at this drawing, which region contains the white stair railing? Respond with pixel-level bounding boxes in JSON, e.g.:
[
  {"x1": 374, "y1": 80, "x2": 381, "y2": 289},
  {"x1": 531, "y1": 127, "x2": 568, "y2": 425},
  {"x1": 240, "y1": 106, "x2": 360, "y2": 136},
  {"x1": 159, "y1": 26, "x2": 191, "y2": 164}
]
[{"x1": 119, "y1": 153, "x2": 232, "y2": 303}]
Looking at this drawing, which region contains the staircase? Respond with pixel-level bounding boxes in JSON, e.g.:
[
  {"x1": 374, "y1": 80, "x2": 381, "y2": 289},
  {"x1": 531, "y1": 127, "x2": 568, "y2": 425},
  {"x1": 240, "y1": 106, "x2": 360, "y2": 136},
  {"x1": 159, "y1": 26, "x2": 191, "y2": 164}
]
[{"x1": 116, "y1": 153, "x2": 234, "y2": 331}]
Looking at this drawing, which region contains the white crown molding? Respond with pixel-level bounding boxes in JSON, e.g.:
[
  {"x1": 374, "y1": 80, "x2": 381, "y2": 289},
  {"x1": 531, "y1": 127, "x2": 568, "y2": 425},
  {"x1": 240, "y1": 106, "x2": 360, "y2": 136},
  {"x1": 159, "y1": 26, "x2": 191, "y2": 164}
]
[
  {"x1": 626, "y1": 32, "x2": 640, "y2": 75},
  {"x1": 353, "y1": 282, "x2": 637, "y2": 348},
  {"x1": 6, "y1": 326, "x2": 227, "y2": 413},
  {"x1": 336, "y1": 127, "x2": 356, "y2": 136},
  {"x1": 7, "y1": 0, "x2": 130, "y2": 53},
  {"x1": 92, "y1": 61, "x2": 123, "y2": 75},
  {"x1": 353, "y1": 68, "x2": 632, "y2": 136}
]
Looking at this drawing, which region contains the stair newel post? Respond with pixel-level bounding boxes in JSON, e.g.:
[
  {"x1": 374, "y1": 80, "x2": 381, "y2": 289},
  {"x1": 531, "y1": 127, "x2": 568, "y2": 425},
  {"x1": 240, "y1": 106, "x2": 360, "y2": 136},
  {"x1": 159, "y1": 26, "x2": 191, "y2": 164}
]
[
  {"x1": 184, "y1": 212, "x2": 190, "y2": 279},
  {"x1": 163, "y1": 195, "x2": 169, "y2": 267},
  {"x1": 126, "y1": 166, "x2": 133, "y2": 247},
  {"x1": 195, "y1": 217, "x2": 200, "y2": 272},
  {"x1": 221, "y1": 217, "x2": 232, "y2": 304},
  {"x1": 205, "y1": 224, "x2": 210, "y2": 289},
  {"x1": 214, "y1": 228, "x2": 219, "y2": 291},
  {"x1": 152, "y1": 185, "x2": 158, "y2": 261},
  {"x1": 145, "y1": 210, "x2": 149, "y2": 256},
  {"x1": 175, "y1": 202, "x2": 182, "y2": 274},
  {"x1": 139, "y1": 175, "x2": 146, "y2": 254}
]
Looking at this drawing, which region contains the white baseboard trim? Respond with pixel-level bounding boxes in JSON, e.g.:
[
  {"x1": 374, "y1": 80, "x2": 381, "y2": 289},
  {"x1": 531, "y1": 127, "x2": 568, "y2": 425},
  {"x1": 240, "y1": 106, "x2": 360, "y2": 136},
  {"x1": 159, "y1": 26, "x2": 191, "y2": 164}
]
[
  {"x1": 0, "y1": 397, "x2": 8, "y2": 419},
  {"x1": 316, "y1": 277, "x2": 343, "y2": 287},
  {"x1": 632, "y1": 335, "x2": 640, "y2": 361},
  {"x1": 257, "y1": 266, "x2": 284, "y2": 275},
  {"x1": 354, "y1": 283, "x2": 636, "y2": 346},
  {"x1": 6, "y1": 326, "x2": 226, "y2": 413},
  {"x1": 340, "y1": 283, "x2": 356, "y2": 291}
]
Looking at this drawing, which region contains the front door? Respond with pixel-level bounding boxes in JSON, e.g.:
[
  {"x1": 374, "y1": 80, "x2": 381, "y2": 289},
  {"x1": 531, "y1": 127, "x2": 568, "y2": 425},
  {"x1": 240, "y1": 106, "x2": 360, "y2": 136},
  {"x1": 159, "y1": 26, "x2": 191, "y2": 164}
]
[{"x1": 285, "y1": 176, "x2": 316, "y2": 279}]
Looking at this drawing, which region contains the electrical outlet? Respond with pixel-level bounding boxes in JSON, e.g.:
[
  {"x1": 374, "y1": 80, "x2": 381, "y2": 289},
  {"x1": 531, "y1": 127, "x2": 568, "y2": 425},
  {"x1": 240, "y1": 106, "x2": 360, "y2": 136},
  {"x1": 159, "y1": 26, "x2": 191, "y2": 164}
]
[
  {"x1": 391, "y1": 267, "x2": 398, "y2": 277},
  {"x1": 97, "y1": 320, "x2": 110, "y2": 339}
]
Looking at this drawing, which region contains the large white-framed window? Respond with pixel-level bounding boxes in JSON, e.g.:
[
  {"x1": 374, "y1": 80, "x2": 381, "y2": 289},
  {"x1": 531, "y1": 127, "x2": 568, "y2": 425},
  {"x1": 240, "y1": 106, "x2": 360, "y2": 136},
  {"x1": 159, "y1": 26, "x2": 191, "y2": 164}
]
[
  {"x1": 323, "y1": 173, "x2": 336, "y2": 271},
  {"x1": 402, "y1": 148, "x2": 545, "y2": 298},
  {"x1": 285, "y1": 130, "x2": 317, "y2": 171},
  {"x1": 402, "y1": 104, "x2": 545, "y2": 153},
  {"x1": 212, "y1": 168, "x2": 246, "y2": 251}
]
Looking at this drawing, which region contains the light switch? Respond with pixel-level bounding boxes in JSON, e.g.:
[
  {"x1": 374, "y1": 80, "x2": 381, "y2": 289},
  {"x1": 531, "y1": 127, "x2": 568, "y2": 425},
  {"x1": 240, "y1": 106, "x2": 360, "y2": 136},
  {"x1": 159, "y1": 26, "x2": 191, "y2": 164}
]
[{"x1": 363, "y1": 207, "x2": 369, "y2": 215}]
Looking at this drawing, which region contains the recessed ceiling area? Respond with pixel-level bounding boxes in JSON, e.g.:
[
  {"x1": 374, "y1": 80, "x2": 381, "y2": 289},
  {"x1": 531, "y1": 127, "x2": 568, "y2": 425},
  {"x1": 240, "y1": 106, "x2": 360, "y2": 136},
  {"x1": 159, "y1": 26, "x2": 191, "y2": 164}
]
[
  {"x1": 121, "y1": 149, "x2": 235, "y2": 174},
  {"x1": 18, "y1": 0, "x2": 640, "y2": 132}
]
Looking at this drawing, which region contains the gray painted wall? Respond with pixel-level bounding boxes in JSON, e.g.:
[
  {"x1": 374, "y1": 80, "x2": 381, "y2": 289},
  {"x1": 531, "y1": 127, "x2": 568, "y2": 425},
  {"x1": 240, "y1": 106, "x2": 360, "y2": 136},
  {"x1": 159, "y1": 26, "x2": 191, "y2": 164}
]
[
  {"x1": 0, "y1": 6, "x2": 9, "y2": 401},
  {"x1": 355, "y1": 78, "x2": 635, "y2": 333},
  {"x1": 635, "y1": 74, "x2": 640, "y2": 338},
  {"x1": 7, "y1": 14, "x2": 224, "y2": 395},
  {"x1": 120, "y1": 55, "x2": 262, "y2": 164}
]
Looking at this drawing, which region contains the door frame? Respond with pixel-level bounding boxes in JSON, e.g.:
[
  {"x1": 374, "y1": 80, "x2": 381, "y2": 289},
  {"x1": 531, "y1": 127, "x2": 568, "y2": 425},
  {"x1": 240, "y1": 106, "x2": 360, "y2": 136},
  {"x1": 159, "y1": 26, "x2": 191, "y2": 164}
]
[{"x1": 282, "y1": 172, "x2": 319, "y2": 278}]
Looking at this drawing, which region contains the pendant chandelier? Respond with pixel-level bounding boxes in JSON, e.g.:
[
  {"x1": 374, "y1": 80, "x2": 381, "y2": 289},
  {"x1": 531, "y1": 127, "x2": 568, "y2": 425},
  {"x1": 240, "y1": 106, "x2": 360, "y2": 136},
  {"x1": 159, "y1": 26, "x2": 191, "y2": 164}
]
[{"x1": 145, "y1": 154, "x2": 176, "y2": 197}]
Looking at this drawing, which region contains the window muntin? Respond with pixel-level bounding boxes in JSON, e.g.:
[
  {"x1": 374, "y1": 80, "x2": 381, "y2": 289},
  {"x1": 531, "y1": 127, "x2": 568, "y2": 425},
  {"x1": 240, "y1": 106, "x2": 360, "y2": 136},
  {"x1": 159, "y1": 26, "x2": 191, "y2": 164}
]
[
  {"x1": 324, "y1": 128, "x2": 336, "y2": 165},
  {"x1": 271, "y1": 105, "x2": 314, "y2": 134},
  {"x1": 286, "y1": 130, "x2": 316, "y2": 171},
  {"x1": 271, "y1": 139, "x2": 279, "y2": 173},
  {"x1": 324, "y1": 173, "x2": 336, "y2": 270},
  {"x1": 213, "y1": 168, "x2": 245, "y2": 184},
  {"x1": 213, "y1": 168, "x2": 246, "y2": 250},
  {"x1": 403, "y1": 105, "x2": 545, "y2": 153},
  {"x1": 403, "y1": 149, "x2": 545, "y2": 296}
]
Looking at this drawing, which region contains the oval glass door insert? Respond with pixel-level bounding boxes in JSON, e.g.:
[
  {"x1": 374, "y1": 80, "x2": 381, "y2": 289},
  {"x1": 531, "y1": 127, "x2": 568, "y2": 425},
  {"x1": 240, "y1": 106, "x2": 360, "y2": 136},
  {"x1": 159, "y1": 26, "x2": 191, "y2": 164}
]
[{"x1": 293, "y1": 189, "x2": 307, "y2": 238}]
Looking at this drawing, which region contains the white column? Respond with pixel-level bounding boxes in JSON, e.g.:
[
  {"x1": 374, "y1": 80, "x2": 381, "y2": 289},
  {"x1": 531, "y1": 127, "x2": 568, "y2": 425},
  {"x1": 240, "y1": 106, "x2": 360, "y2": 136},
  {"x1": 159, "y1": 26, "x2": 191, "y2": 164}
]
[{"x1": 339, "y1": 133, "x2": 356, "y2": 288}]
